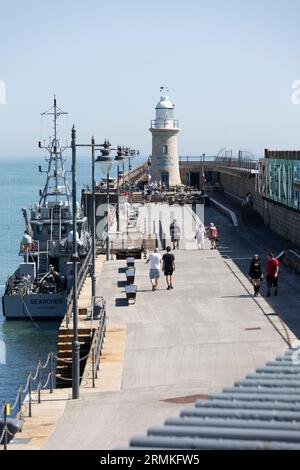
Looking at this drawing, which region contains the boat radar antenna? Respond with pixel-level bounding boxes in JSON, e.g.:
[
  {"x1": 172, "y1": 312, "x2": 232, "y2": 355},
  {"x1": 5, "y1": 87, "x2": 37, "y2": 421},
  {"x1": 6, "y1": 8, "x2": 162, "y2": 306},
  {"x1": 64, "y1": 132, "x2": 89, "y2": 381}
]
[{"x1": 38, "y1": 96, "x2": 71, "y2": 206}]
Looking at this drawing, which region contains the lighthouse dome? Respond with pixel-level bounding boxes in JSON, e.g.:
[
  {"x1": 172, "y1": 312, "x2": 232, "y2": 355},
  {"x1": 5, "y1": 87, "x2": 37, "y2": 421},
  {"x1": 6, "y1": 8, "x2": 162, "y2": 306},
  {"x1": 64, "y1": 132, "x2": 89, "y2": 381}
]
[{"x1": 155, "y1": 96, "x2": 174, "y2": 110}]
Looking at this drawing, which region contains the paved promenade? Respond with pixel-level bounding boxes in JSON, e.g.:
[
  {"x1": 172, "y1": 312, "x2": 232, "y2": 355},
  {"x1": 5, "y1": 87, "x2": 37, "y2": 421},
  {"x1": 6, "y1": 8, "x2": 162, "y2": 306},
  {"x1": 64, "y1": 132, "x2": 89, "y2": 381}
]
[
  {"x1": 44, "y1": 204, "x2": 294, "y2": 450},
  {"x1": 209, "y1": 199, "x2": 300, "y2": 342}
]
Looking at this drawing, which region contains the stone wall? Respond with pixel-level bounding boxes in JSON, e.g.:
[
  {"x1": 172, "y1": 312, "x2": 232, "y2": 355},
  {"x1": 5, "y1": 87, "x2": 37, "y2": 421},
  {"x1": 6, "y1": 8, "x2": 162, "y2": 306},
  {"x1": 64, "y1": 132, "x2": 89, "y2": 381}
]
[
  {"x1": 261, "y1": 200, "x2": 300, "y2": 247},
  {"x1": 218, "y1": 171, "x2": 300, "y2": 248},
  {"x1": 150, "y1": 129, "x2": 181, "y2": 186}
]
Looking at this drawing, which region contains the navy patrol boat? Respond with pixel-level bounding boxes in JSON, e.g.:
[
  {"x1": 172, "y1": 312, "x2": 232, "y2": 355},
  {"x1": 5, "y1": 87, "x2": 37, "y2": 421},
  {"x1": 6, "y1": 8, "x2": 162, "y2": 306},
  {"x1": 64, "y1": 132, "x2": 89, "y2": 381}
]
[{"x1": 2, "y1": 98, "x2": 90, "y2": 319}]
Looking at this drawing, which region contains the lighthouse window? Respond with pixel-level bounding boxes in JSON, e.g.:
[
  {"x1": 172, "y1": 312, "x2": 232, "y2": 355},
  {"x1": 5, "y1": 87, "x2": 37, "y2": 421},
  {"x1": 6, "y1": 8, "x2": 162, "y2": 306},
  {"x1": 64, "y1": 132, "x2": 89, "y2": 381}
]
[{"x1": 162, "y1": 145, "x2": 168, "y2": 155}]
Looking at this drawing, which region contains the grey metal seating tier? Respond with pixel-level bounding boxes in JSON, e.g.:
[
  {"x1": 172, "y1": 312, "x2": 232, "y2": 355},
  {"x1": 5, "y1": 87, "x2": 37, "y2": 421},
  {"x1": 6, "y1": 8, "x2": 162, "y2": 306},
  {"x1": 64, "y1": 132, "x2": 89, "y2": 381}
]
[
  {"x1": 126, "y1": 257, "x2": 135, "y2": 267},
  {"x1": 126, "y1": 268, "x2": 135, "y2": 284},
  {"x1": 125, "y1": 285, "x2": 137, "y2": 304},
  {"x1": 124, "y1": 348, "x2": 300, "y2": 450}
]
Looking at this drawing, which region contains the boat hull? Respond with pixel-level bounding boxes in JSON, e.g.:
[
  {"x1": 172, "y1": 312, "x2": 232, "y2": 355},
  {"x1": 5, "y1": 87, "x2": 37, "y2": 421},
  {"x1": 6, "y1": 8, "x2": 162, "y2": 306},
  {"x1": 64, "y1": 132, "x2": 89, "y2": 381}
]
[{"x1": 2, "y1": 292, "x2": 67, "y2": 320}]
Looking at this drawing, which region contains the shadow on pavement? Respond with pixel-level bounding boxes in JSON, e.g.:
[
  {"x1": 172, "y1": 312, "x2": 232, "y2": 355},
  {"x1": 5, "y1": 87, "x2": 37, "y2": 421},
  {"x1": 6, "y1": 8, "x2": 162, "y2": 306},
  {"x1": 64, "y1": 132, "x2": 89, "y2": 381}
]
[{"x1": 203, "y1": 196, "x2": 300, "y2": 342}]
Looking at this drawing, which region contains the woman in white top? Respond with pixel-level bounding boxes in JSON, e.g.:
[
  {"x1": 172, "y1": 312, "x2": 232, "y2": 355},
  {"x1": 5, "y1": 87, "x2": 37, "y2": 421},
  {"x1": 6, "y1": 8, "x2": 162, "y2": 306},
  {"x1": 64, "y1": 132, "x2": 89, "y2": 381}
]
[{"x1": 195, "y1": 224, "x2": 206, "y2": 250}]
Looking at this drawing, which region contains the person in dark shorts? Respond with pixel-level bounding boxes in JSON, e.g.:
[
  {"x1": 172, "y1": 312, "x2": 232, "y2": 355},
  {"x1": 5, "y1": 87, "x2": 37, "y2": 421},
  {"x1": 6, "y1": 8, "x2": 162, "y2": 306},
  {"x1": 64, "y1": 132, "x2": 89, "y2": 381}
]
[
  {"x1": 162, "y1": 246, "x2": 175, "y2": 290},
  {"x1": 248, "y1": 254, "x2": 263, "y2": 296},
  {"x1": 266, "y1": 252, "x2": 279, "y2": 297}
]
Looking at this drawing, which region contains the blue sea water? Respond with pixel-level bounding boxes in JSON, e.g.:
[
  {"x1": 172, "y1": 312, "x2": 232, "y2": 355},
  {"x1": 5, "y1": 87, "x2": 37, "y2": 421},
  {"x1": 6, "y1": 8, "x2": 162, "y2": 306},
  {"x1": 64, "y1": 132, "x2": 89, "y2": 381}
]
[{"x1": 0, "y1": 154, "x2": 145, "y2": 406}]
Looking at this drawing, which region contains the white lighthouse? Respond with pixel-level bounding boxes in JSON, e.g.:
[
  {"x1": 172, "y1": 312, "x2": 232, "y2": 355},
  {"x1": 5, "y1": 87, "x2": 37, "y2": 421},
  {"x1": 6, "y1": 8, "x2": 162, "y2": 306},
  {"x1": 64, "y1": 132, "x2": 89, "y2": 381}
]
[{"x1": 149, "y1": 90, "x2": 182, "y2": 188}]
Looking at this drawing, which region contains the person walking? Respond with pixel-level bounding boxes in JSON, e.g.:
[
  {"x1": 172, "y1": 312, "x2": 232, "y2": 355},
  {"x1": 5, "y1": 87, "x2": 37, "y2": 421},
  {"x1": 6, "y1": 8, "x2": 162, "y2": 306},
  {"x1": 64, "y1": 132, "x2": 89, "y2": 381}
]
[
  {"x1": 195, "y1": 224, "x2": 206, "y2": 250},
  {"x1": 170, "y1": 219, "x2": 181, "y2": 249},
  {"x1": 146, "y1": 247, "x2": 162, "y2": 291},
  {"x1": 162, "y1": 246, "x2": 175, "y2": 290},
  {"x1": 248, "y1": 192, "x2": 253, "y2": 208},
  {"x1": 266, "y1": 252, "x2": 279, "y2": 297},
  {"x1": 248, "y1": 254, "x2": 263, "y2": 296},
  {"x1": 207, "y1": 222, "x2": 218, "y2": 250}
]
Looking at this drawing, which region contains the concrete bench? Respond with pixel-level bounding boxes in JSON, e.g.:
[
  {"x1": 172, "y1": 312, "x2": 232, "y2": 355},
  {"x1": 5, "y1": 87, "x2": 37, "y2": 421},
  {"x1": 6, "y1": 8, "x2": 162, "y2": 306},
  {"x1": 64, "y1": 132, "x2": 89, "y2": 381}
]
[
  {"x1": 126, "y1": 257, "x2": 135, "y2": 267},
  {"x1": 126, "y1": 268, "x2": 135, "y2": 284},
  {"x1": 125, "y1": 285, "x2": 137, "y2": 304}
]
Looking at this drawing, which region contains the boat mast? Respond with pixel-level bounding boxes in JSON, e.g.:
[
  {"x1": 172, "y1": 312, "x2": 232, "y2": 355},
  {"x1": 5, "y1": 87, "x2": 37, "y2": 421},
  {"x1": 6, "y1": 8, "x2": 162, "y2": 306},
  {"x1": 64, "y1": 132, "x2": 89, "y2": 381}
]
[{"x1": 38, "y1": 96, "x2": 71, "y2": 206}]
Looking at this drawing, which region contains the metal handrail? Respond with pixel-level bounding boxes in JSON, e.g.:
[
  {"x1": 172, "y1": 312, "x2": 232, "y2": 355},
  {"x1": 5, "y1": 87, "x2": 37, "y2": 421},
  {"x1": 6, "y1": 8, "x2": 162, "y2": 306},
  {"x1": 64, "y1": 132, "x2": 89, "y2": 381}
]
[
  {"x1": 1, "y1": 295, "x2": 107, "y2": 449},
  {"x1": 66, "y1": 245, "x2": 93, "y2": 327},
  {"x1": 214, "y1": 156, "x2": 259, "y2": 172},
  {"x1": 93, "y1": 302, "x2": 106, "y2": 381},
  {"x1": 0, "y1": 351, "x2": 56, "y2": 450}
]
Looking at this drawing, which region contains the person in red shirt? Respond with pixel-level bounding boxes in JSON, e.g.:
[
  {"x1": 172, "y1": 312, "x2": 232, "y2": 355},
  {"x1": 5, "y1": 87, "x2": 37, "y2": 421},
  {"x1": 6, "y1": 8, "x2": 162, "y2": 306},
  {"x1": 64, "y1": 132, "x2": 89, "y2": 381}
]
[
  {"x1": 207, "y1": 223, "x2": 218, "y2": 250},
  {"x1": 266, "y1": 252, "x2": 279, "y2": 297}
]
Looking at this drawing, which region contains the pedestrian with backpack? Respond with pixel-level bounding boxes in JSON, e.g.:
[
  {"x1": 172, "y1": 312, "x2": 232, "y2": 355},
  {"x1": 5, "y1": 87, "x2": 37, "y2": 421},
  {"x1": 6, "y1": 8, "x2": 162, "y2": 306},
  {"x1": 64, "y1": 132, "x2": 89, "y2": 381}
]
[{"x1": 207, "y1": 223, "x2": 218, "y2": 250}]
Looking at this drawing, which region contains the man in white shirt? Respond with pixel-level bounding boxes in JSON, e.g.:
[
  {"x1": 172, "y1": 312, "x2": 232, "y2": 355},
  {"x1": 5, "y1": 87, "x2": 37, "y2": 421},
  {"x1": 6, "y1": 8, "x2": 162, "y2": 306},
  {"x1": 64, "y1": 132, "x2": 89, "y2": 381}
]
[
  {"x1": 123, "y1": 201, "x2": 131, "y2": 215},
  {"x1": 19, "y1": 230, "x2": 33, "y2": 254},
  {"x1": 146, "y1": 247, "x2": 162, "y2": 291}
]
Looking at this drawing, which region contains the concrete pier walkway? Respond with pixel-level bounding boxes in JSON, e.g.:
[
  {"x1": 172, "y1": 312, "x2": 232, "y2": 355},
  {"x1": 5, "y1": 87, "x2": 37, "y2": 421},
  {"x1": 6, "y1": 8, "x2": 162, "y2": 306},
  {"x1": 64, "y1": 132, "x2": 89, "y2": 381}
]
[{"x1": 43, "y1": 204, "x2": 295, "y2": 450}]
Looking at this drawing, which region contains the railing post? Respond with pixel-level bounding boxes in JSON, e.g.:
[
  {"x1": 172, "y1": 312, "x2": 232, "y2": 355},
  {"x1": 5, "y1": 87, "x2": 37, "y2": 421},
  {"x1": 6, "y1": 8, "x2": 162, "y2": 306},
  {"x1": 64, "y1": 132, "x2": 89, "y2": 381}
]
[
  {"x1": 110, "y1": 240, "x2": 114, "y2": 260},
  {"x1": 28, "y1": 373, "x2": 32, "y2": 417},
  {"x1": 18, "y1": 385, "x2": 22, "y2": 419},
  {"x1": 95, "y1": 351, "x2": 98, "y2": 379},
  {"x1": 38, "y1": 362, "x2": 42, "y2": 404},
  {"x1": 50, "y1": 353, "x2": 54, "y2": 394},
  {"x1": 3, "y1": 402, "x2": 7, "y2": 451},
  {"x1": 92, "y1": 347, "x2": 95, "y2": 388}
]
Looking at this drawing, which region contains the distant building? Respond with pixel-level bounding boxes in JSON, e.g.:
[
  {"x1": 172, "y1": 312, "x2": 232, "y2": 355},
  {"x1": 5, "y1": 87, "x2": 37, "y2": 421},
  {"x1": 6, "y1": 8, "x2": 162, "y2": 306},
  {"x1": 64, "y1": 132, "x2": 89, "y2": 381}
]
[{"x1": 256, "y1": 149, "x2": 300, "y2": 211}]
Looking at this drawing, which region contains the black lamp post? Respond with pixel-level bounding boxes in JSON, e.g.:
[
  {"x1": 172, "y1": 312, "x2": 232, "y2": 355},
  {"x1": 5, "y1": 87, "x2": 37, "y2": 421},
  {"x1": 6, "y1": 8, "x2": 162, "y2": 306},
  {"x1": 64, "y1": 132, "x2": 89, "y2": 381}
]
[
  {"x1": 115, "y1": 146, "x2": 124, "y2": 232},
  {"x1": 126, "y1": 148, "x2": 139, "y2": 201},
  {"x1": 69, "y1": 131, "x2": 137, "y2": 400},
  {"x1": 96, "y1": 141, "x2": 113, "y2": 261},
  {"x1": 91, "y1": 137, "x2": 96, "y2": 298},
  {"x1": 71, "y1": 125, "x2": 80, "y2": 400},
  {"x1": 201, "y1": 153, "x2": 206, "y2": 192},
  {"x1": 75, "y1": 138, "x2": 113, "y2": 297}
]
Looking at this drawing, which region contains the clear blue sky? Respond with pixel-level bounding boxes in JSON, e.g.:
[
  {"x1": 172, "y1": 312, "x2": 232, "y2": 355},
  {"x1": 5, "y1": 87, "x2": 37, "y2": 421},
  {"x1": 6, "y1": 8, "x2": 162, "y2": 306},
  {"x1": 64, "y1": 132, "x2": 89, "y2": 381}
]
[{"x1": 1, "y1": 0, "x2": 300, "y2": 157}]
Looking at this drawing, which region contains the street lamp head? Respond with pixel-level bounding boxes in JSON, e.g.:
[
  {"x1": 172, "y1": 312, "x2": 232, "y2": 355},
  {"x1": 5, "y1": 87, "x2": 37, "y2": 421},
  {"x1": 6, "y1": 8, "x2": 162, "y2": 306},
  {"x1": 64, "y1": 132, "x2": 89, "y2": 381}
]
[
  {"x1": 103, "y1": 139, "x2": 111, "y2": 149},
  {"x1": 115, "y1": 145, "x2": 124, "y2": 161},
  {"x1": 95, "y1": 153, "x2": 113, "y2": 174}
]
